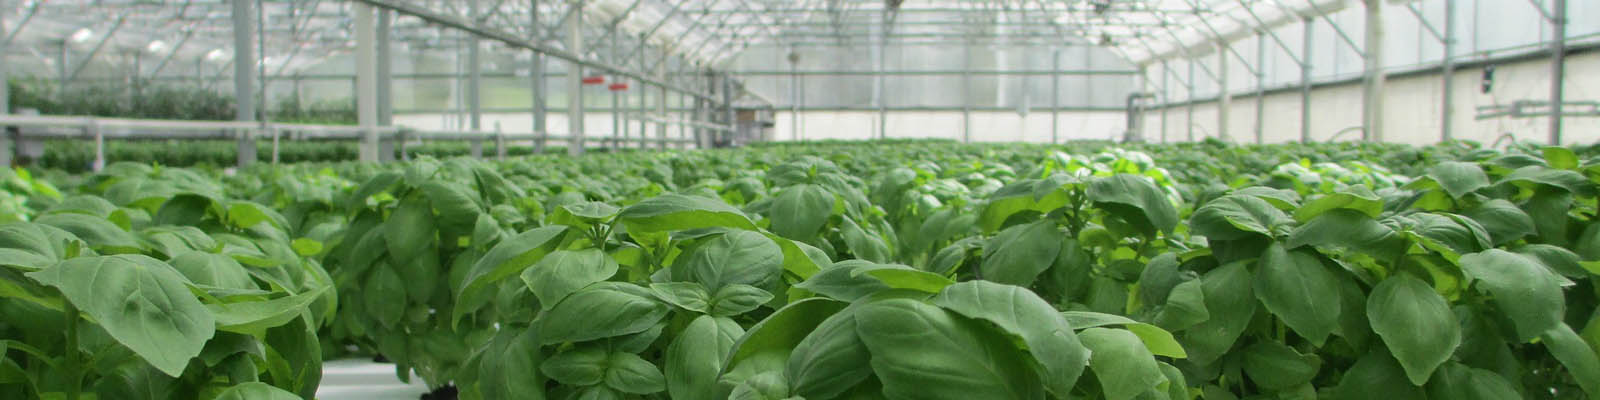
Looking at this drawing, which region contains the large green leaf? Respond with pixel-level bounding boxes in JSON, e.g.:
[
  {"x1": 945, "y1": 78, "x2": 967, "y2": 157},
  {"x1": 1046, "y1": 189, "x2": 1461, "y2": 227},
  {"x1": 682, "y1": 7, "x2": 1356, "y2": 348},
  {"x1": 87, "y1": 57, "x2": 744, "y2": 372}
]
[
  {"x1": 1293, "y1": 185, "x2": 1382, "y2": 221},
  {"x1": 855, "y1": 298, "x2": 1044, "y2": 400},
  {"x1": 477, "y1": 326, "x2": 547, "y2": 400},
  {"x1": 0, "y1": 222, "x2": 78, "y2": 271},
  {"x1": 1087, "y1": 174, "x2": 1178, "y2": 236},
  {"x1": 677, "y1": 231, "x2": 783, "y2": 291},
  {"x1": 1333, "y1": 350, "x2": 1426, "y2": 400},
  {"x1": 1180, "y1": 261, "x2": 1256, "y2": 365},
  {"x1": 1425, "y1": 362, "x2": 1521, "y2": 400},
  {"x1": 1542, "y1": 324, "x2": 1600, "y2": 398},
  {"x1": 619, "y1": 193, "x2": 756, "y2": 233},
  {"x1": 1366, "y1": 274, "x2": 1460, "y2": 386},
  {"x1": 454, "y1": 225, "x2": 567, "y2": 324},
  {"x1": 1421, "y1": 161, "x2": 1490, "y2": 199},
  {"x1": 933, "y1": 281, "x2": 1089, "y2": 397},
  {"x1": 1460, "y1": 199, "x2": 1535, "y2": 246},
  {"x1": 605, "y1": 352, "x2": 666, "y2": 394},
  {"x1": 27, "y1": 255, "x2": 216, "y2": 377},
  {"x1": 1242, "y1": 341, "x2": 1320, "y2": 392},
  {"x1": 521, "y1": 249, "x2": 620, "y2": 310},
  {"x1": 1058, "y1": 311, "x2": 1186, "y2": 359},
  {"x1": 1190, "y1": 194, "x2": 1292, "y2": 240},
  {"x1": 1254, "y1": 243, "x2": 1341, "y2": 346},
  {"x1": 208, "y1": 286, "x2": 329, "y2": 336},
  {"x1": 36, "y1": 213, "x2": 140, "y2": 253},
  {"x1": 768, "y1": 184, "x2": 834, "y2": 241},
  {"x1": 383, "y1": 194, "x2": 436, "y2": 264},
  {"x1": 170, "y1": 251, "x2": 255, "y2": 291},
  {"x1": 721, "y1": 298, "x2": 847, "y2": 387},
  {"x1": 538, "y1": 282, "x2": 669, "y2": 345},
  {"x1": 1459, "y1": 250, "x2": 1565, "y2": 342},
  {"x1": 1078, "y1": 327, "x2": 1166, "y2": 400},
  {"x1": 785, "y1": 304, "x2": 872, "y2": 399},
  {"x1": 666, "y1": 316, "x2": 743, "y2": 400},
  {"x1": 980, "y1": 220, "x2": 1062, "y2": 286},
  {"x1": 211, "y1": 382, "x2": 303, "y2": 400},
  {"x1": 1286, "y1": 208, "x2": 1407, "y2": 261}
]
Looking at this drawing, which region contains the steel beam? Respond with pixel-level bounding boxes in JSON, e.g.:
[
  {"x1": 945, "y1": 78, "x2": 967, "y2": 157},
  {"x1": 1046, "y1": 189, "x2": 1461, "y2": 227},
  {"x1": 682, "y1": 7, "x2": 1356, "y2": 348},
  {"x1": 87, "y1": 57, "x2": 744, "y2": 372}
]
[
  {"x1": 0, "y1": 0, "x2": 38, "y2": 47},
  {"x1": 1, "y1": 2, "x2": 9, "y2": 167},
  {"x1": 1051, "y1": 49, "x2": 1059, "y2": 144},
  {"x1": 468, "y1": 0, "x2": 483, "y2": 133},
  {"x1": 1362, "y1": 0, "x2": 1385, "y2": 142},
  {"x1": 1186, "y1": 59, "x2": 1196, "y2": 141},
  {"x1": 1255, "y1": 31, "x2": 1266, "y2": 144},
  {"x1": 1441, "y1": 0, "x2": 1457, "y2": 141},
  {"x1": 355, "y1": 3, "x2": 380, "y2": 161},
  {"x1": 1218, "y1": 42, "x2": 1231, "y2": 142},
  {"x1": 66, "y1": 15, "x2": 130, "y2": 82},
  {"x1": 378, "y1": 10, "x2": 394, "y2": 127},
  {"x1": 531, "y1": 0, "x2": 546, "y2": 153},
  {"x1": 1300, "y1": 17, "x2": 1314, "y2": 144},
  {"x1": 145, "y1": 26, "x2": 197, "y2": 79},
  {"x1": 567, "y1": 2, "x2": 585, "y2": 156},
  {"x1": 351, "y1": 0, "x2": 718, "y2": 101},
  {"x1": 962, "y1": 43, "x2": 971, "y2": 143},
  {"x1": 233, "y1": 0, "x2": 257, "y2": 167},
  {"x1": 1549, "y1": 0, "x2": 1566, "y2": 145},
  {"x1": 1160, "y1": 61, "x2": 1169, "y2": 143}
]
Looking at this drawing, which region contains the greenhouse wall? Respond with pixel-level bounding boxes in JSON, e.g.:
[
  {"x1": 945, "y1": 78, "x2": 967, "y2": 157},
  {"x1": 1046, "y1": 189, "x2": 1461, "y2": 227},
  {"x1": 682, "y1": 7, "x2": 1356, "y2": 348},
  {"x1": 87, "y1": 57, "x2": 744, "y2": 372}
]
[
  {"x1": 769, "y1": 111, "x2": 1127, "y2": 143},
  {"x1": 1144, "y1": 50, "x2": 1600, "y2": 145}
]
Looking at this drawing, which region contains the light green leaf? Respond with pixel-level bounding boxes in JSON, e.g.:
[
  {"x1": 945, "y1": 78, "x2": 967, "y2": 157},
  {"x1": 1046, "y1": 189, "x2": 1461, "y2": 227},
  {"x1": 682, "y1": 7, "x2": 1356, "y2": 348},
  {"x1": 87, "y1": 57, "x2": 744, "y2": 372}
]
[
  {"x1": 934, "y1": 281, "x2": 1091, "y2": 397},
  {"x1": 1459, "y1": 250, "x2": 1565, "y2": 341},
  {"x1": 650, "y1": 282, "x2": 711, "y2": 313},
  {"x1": 1242, "y1": 341, "x2": 1320, "y2": 391},
  {"x1": 1058, "y1": 311, "x2": 1185, "y2": 359},
  {"x1": 618, "y1": 193, "x2": 756, "y2": 233},
  {"x1": 539, "y1": 282, "x2": 669, "y2": 345},
  {"x1": 542, "y1": 345, "x2": 607, "y2": 386},
  {"x1": 980, "y1": 220, "x2": 1062, "y2": 286},
  {"x1": 454, "y1": 225, "x2": 567, "y2": 324},
  {"x1": 1254, "y1": 243, "x2": 1341, "y2": 346},
  {"x1": 709, "y1": 284, "x2": 774, "y2": 317},
  {"x1": 27, "y1": 255, "x2": 215, "y2": 377},
  {"x1": 1367, "y1": 274, "x2": 1460, "y2": 385},
  {"x1": 208, "y1": 286, "x2": 329, "y2": 336},
  {"x1": 768, "y1": 184, "x2": 834, "y2": 241},
  {"x1": 382, "y1": 194, "x2": 435, "y2": 264},
  {"x1": 1180, "y1": 261, "x2": 1256, "y2": 365},
  {"x1": 211, "y1": 382, "x2": 302, "y2": 400},
  {"x1": 678, "y1": 231, "x2": 783, "y2": 291},
  {"x1": 1190, "y1": 194, "x2": 1292, "y2": 240},
  {"x1": 1424, "y1": 162, "x2": 1490, "y2": 199},
  {"x1": 605, "y1": 352, "x2": 665, "y2": 394},
  {"x1": 666, "y1": 316, "x2": 742, "y2": 400},
  {"x1": 1542, "y1": 324, "x2": 1600, "y2": 398},
  {"x1": 1088, "y1": 174, "x2": 1179, "y2": 236},
  {"x1": 856, "y1": 298, "x2": 1045, "y2": 400},
  {"x1": 786, "y1": 304, "x2": 872, "y2": 399},
  {"x1": 522, "y1": 249, "x2": 620, "y2": 310},
  {"x1": 1079, "y1": 327, "x2": 1166, "y2": 400}
]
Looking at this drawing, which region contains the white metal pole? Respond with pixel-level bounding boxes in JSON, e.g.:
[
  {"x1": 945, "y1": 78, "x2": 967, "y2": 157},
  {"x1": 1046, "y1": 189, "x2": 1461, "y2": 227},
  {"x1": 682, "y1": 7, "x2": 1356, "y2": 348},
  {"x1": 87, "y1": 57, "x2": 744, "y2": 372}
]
[
  {"x1": 1362, "y1": 0, "x2": 1385, "y2": 142},
  {"x1": 232, "y1": 0, "x2": 258, "y2": 167},
  {"x1": 567, "y1": 1, "x2": 585, "y2": 156},
  {"x1": 355, "y1": 4, "x2": 380, "y2": 161},
  {"x1": 1549, "y1": 0, "x2": 1566, "y2": 145}
]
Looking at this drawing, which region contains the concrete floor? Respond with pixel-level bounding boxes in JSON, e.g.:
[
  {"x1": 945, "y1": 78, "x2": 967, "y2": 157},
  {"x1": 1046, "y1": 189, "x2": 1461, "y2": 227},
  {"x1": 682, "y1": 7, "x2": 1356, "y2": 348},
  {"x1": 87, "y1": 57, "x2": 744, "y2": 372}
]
[{"x1": 316, "y1": 359, "x2": 430, "y2": 400}]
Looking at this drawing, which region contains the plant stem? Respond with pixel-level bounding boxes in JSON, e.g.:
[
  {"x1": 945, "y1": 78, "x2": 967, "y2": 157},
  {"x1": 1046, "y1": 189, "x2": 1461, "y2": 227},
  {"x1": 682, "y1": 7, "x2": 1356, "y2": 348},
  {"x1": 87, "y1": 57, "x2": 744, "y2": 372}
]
[{"x1": 63, "y1": 302, "x2": 81, "y2": 400}]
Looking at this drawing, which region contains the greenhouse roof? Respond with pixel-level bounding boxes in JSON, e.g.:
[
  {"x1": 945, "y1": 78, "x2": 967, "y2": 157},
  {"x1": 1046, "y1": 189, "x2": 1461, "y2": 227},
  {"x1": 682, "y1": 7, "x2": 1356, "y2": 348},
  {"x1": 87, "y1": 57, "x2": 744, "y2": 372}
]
[{"x1": 2, "y1": 0, "x2": 1363, "y2": 75}]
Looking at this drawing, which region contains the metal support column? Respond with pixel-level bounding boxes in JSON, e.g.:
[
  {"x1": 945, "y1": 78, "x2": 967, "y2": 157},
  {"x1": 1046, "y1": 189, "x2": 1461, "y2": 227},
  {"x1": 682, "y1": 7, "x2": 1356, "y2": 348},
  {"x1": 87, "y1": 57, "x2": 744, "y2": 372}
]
[
  {"x1": 1441, "y1": 0, "x2": 1457, "y2": 141},
  {"x1": 1300, "y1": 17, "x2": 1314, "y2": 144},
  {"x1": 1218, "y1": 43, "x2": 1231, "y2": 142},
  {"x1": 0, "y1": 5, "x2": 9, "y2": 167},
  {"x1": 1362, "y1": 0, "x2": 1385, "y2": 142},
  {"x1": 1255, "y1": 32, "x2": 1266, "y2": 144},
  {"x1": 610, "y1": 24, "x2": 621, "y2": 149},
  {"x1": 232, "y1": 0, "x2": 258, "y2": 167},
  {"x1": 355, "y1": 4, "x2": 380, "y2": 161},
  {"x1": 530, "y1": 0, "x2": 546, "y2": 153},
  {"x1": 1549, "y1": 0, "x2": 1566, "y2": 144},
  {"x1": 56, "y1": 42, "x2": 67, "y2": 90},
  {"x1": 468, "y1": 0, "x2": 484, "y2": 158},
  {"x1": 566, "y1": 1, "x2": 585, "y2": 156},
  {"x1": 1050, "y1": 49, "x2": 1059, "y2": 144},
  {"x1": 657, "y1": 81, "x2": 667, "y2": 150},
  {"x1": 1186, "y1": 60, "x2": 1195, "y2": 141},
  {"x1": 961, "y1": 43, "x2": 971, "y2": 143},
  {"x1": 1160, "y1": 61, "x2": 1169, "y2": 143},
  {"x1": 377, "y1": 10, "x2": 393, "y2": 126},
  {"x1": 875, "y1": 13, "x2": 887, "y2": 140},
  {"x1": 724, "y1": 75, "x2": 735, "y2": 146}
]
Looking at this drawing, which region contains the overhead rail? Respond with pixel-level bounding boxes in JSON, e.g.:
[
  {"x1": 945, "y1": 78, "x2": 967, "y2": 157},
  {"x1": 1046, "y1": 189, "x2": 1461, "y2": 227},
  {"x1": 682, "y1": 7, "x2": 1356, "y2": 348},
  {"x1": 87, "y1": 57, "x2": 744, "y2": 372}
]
[{"x1": 0, "y1": 115, "x2": 706, "y2": 171}]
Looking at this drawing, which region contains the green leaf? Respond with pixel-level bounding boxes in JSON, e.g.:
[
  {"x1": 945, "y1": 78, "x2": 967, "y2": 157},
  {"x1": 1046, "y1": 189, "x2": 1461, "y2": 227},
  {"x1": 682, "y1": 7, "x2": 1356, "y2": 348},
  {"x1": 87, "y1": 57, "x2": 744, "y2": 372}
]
[
  {"x1": 1425, "y1": 363, "x2": 1521, "y2": 400},
  {"x1": 1424, "y1": 161, "x2": 1490, "y2": 199},
  {"x1": 1459, "y1": 250, "x2": 1565, "y2": 341},
  {"x1": 1180, "y1": 261, "x2": 1256, "y2": 365},
  {"x1": 605, "y1": 352, "x2": 666, "y2": 394},
  {"x1": 1058, "y1": 311, "x2": 1185, "y2": 359},
  {"x1": 979, "y1": 179, "x2": 1071, "y2": 233},
  {"x1": 419, "y1": 180, "x2": 484, "y2": 237},
  {"x1": 709, "y1": 284, "x2": 774, "y2": 317},
  {"x1": 289, "y1": 238, "x2": 323, "y2": 257},
  {"x1": 1286, "y1": 208, "x2": 1407, "y2": 261},
  {"x1": 27, "y1": 255, "x2": 215, "y2": 377},
  {"x1": 1544, "y1": 147, "x2": 1580, "y2": 169},
  {"x1": 36, "y1": 213, "x2": 140, "y2": 253},
  {"x1": 226, "y1": 201, "x2": 283, "y2": 230},
  {"x1": 934, "y1": 281, "x2": 1091, "y2": 397},
  {"x1": 1242, "y1": 341, "x2": 1320, "y2": 391},
  {"x1": 454, "y1": 225, "x2": 567, "y2": 324},
  {"x1": 539, "y1": 282, "x2": 670, "y2": 345},
  {"x1": 666, "y1": 316, "x2": 742, "y2": 400},
  {"x1": 1293, "y1": 185, "x2": 1382, "y2": 221},
  {"x1": 383, "y1": 194, "x2": 436, "y2": 264},
  {"x1": 522, "y1": 249, "x2": 620, "y2": 310},
  {"x1": 729, "y1": 371, "x2": 791, "y2": 400},
  {"x1": 768, "y1": 184, "x2": 834, "y2": 241},
  {"x1": 650, "y1": 282, "x2": 711, "y2": 313},
  {"x1": 768, "y1": 234, "x2": 829, "y2": 280},
  {"x1": 721, "y1": 298, "x2": 847, "y2": 388},
  {"x1": 1152, "y1": 279, "x2": 1209, "y2": 332},
  {"x1": 1079, "y1": 328, "x2": 1166, "y2": 400},
  {"x1": 1254, "y1": 243, "x2": 1341, "y2": 346},
  {"x1": 208, "y1": 286, "x2": 329, "y2": 336},
  {"x1": 210, "y1": 382, "x2": 302, "y2": 400},
  {"x1": 550, "y1": 201, "x2": 621, "y2": 227},
  {"x1": 1190, "y1": 194, "x2": 1292, "y2": 240},
  {"x1": 855, "y1": 298, "x2": 1044, "y2": 400},
  {"x1": 1460, "y1": 199, "x2": 1535, "y2": 246},
  {"x1": 980, "y1": 220, "x2": 1062, "y2": 286},
  {"x1": 618, "y1": 193, "x2": 756, "y2": 233},
  {"x1": 542, "y1": 345, "x2": 607, "y2": 386},
  {"x1": 364, "y1": 264, "x2": 406, "y2": 329},
  {"x1": 786, "y1": 304, "x2": 872, "y2": 399},
  {"x1": 1088, "y1": 174, "x2": 1179, "y2": 236},
  {"x1": 0, "y1": 222, "x2": 78, "y2": 271},
  {"x1": 1367, "y1": 274, "x2": 1460, "y2": 385},
  {"x1": 1541, "y1": 324, "x2": 1600, "y2": 398},
  {"x1": 1334, "y1": 350, "x2": 1426, "y2": 400},
  {"x1": 477, "y1": 326, "x2": 547, "y2": 400},
  {"x1": 678, "y1": 231, "x2": 783, "y2": 291},
  {"x1": 859, "y1": 265, "x2": 955, "y2": 294},
  {"x1": 839, "y1": 217, "x2": 891, "y2": 263},
  {"x1": 169, "y1": 251, "x2": 255, "y2": 290}
]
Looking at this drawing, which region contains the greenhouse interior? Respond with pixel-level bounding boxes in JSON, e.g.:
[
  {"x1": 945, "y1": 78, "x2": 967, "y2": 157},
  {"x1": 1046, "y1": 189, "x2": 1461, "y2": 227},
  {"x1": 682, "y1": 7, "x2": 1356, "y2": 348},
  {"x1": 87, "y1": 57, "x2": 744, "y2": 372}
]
[{"x1": 2, "y1": 0, "x2": 1600, "y2": 399}]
